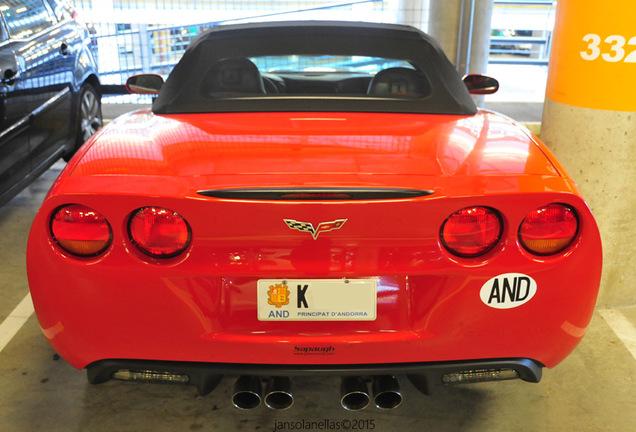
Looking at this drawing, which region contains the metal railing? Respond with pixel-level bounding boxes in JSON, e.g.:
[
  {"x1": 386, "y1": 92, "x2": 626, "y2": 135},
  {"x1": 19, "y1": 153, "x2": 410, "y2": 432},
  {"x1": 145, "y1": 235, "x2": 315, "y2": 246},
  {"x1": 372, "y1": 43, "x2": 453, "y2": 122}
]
[
  {"x1": 78, "y1": 0, "x2": 555, "y2": 101},
  {"x1": 80, "y1": 0, "x2": 387, "y2": 100},
  {"x1": 489, "y1": 0, "x2": 555, "y2": 66}
]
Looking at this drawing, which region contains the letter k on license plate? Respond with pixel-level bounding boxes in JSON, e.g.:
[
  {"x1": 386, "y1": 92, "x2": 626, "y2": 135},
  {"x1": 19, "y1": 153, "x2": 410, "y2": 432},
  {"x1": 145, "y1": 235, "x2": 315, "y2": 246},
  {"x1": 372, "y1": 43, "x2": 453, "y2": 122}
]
[{"x1": 257, "y1": 279, "x2": 377, "y2": 321}]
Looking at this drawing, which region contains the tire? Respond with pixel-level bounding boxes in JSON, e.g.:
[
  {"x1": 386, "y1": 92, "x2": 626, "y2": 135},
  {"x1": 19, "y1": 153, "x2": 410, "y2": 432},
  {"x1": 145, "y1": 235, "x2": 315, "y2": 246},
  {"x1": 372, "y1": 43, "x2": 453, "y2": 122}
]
[{"x1": 64, "y1": 83, "x2": 103, "y2": 161}]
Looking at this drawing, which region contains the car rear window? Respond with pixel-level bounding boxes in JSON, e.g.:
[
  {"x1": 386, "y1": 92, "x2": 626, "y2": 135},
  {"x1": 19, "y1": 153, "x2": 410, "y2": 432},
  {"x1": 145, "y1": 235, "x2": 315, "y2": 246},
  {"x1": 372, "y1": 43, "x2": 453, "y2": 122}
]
[
  {"x1": 153, "y1": 22, "x2": 476, "y2": 116},
  {"x1": 198, "y1": 55, "x2": 431, "y2": 100}
]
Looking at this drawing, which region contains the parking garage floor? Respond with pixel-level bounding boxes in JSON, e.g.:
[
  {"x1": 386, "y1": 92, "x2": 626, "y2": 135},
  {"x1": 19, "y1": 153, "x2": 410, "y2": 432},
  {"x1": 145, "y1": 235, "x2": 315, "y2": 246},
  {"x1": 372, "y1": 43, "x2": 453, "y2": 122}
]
[{"x1": 2, "y1": 110, "x2": 636, "y2": 431}]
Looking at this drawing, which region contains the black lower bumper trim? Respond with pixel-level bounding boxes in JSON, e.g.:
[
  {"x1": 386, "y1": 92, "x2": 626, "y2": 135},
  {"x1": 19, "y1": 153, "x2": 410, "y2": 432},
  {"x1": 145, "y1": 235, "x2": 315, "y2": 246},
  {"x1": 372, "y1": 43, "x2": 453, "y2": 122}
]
[{"x1": 86, "y1": 358, "x2": 543, "y2": 396}]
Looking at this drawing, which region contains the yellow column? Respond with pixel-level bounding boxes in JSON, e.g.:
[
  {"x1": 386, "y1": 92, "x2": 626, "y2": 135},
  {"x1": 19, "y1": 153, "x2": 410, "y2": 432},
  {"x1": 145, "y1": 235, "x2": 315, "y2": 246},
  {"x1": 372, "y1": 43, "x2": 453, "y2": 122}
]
[{"x1": 541, "y1": 0, "x2": 636, "y2": 306}]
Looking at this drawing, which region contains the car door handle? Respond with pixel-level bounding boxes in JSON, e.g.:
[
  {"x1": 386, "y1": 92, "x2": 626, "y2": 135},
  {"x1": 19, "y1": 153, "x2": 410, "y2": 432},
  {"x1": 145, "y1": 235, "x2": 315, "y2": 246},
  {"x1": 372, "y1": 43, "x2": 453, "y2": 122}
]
[
  {"x1": 60, "y1": 43, "x2": 70, "y2": 56},
  {"x1": 2, "y1": 69, "x2": 19, "y2": 86}
]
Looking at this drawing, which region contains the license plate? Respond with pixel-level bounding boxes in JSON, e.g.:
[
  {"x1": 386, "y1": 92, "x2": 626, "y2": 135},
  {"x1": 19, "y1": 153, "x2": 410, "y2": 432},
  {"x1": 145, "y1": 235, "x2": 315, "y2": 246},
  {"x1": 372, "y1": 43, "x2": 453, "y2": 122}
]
[{"x1": 257, "y1": 279, "x2": 377, "y2": 321}]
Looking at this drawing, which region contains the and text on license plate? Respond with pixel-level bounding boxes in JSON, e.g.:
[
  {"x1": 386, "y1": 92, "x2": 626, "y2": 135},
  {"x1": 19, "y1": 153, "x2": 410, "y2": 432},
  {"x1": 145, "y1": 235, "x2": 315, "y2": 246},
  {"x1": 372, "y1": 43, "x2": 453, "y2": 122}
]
[{"x1": 257, "y1": 279, "x2": 377, "y2": 321}]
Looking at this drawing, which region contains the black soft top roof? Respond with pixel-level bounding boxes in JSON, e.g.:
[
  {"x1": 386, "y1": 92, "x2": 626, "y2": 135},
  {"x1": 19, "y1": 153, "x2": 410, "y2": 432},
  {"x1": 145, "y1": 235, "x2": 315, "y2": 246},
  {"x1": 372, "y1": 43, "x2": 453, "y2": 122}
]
[{"x1": 152, "y1": 21, "x2": 477, "y2": 115}]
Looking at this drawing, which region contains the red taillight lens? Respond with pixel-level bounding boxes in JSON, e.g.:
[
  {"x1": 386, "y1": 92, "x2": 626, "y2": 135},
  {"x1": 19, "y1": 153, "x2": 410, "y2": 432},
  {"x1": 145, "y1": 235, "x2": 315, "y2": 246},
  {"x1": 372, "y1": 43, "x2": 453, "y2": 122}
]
[
  {"x1": 51, "y1": 205, "x2": 112, "y2": 257},
  {"x1": 441, "y1": 206, "x2": 502, "y2": 257},
  {"x1": 128, "y1": 207, "x2": 191, "y2": 258},
  {"x1": 519, "y1": 204, "x2": 578, "y2": 255}
]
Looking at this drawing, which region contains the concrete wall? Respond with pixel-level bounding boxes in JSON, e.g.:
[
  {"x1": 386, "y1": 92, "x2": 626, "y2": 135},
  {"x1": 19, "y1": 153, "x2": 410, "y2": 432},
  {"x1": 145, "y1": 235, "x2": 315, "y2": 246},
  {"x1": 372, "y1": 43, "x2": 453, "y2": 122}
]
[{"x1": 542, "y1": 103, "x2": 636, "y2": 307}]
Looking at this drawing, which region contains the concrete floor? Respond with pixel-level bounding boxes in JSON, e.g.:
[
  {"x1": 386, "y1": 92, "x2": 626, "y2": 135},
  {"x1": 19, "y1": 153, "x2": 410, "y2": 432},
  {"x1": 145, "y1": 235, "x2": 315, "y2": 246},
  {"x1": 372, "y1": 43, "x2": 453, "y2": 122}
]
[{"x1": 2, "y1": 147, "x2": 636, "y2": 432}]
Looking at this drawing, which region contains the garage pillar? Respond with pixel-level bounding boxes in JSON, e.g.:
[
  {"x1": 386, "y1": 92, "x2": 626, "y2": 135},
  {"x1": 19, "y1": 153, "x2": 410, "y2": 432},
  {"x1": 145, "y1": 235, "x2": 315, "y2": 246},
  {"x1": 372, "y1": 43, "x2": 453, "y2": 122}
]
[
  {"x1": 541, "y1": 0, "x2": 636, "y2": 306},
  {"x1": 427, "y1": 0, "x2": 494, "y2": 106}
]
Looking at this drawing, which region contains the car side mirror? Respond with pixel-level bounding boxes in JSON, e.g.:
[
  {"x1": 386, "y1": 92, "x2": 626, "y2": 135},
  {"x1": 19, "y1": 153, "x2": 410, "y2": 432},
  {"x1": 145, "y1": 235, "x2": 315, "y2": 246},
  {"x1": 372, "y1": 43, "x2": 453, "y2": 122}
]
[
  {"x1": 463, "y1": 74, "x2": 499, "y2": 95},
  {"x1": 126, "y1": 74, "x2": 164, "y2": 95}
]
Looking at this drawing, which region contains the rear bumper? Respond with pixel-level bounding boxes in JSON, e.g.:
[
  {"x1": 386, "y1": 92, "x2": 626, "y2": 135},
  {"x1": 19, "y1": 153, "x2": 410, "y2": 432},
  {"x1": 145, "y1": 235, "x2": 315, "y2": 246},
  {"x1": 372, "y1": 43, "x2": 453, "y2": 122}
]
[{"x1": 86, "y1": 357, "x2": 543, "y2": 396}]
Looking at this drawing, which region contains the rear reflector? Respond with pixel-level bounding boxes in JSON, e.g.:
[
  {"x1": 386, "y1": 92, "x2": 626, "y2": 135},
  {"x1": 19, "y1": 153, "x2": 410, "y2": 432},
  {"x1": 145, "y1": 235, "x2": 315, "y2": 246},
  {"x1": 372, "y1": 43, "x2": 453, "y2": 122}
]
[
  {"x1": 128, "y1": 207, "x2": 191, "y2": 258},
  {"x1": 440, "y1": 206, "x2": 502, "y2": 257},
  {"x1": 112, "y1": 369, "x2": 190, "y2": 385},
  {"x1": 519, "y1": 203, "x2": 578, "y2": 255},
  {"x1": 50, "y1": 205, "x2": 112, "y2": 257},
  {"x1": 442, "y1": 368, "x2": 520, "y2": 384}
]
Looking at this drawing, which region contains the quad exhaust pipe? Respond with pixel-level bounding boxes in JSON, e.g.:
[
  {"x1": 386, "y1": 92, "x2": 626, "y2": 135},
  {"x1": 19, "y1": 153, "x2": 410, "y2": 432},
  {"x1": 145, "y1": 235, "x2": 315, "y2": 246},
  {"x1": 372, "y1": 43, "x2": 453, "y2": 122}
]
[
  {"x1": 234, "y1": 375, "x2": 401, "y2": 410},
  {"x1": 372, "y1": 375, "x2": 403, "y2": 410},
  {"x1": 232, "y1": 376, "x2": 263, "y2": 410},
  {"x1": 341, "y1": 376, "x2": 402, "y2": 410},
  {"x1": 340, "y1": 377, "x2": 371, "y2": 411},
  {"x1": 264, "y1": 376, "x2": 294, "y2": 410},
  {"x1": 233, "y1": 376, "x2": 294, "y2": 410}
]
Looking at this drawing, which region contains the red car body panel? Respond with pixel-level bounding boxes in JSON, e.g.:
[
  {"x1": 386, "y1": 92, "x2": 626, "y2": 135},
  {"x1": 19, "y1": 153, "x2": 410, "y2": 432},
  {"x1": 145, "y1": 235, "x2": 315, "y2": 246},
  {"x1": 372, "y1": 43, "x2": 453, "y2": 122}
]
[{"x1": 27, "y1": 109, "x2": 602, "y2": 371}]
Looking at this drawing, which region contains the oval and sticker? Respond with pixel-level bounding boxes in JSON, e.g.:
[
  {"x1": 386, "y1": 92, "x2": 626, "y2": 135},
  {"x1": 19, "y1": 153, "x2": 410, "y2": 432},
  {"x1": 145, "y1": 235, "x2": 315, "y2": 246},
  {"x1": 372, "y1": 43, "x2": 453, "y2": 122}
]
[{"x1": 480, "y1": 273, "x2": 537, "y2": 309}]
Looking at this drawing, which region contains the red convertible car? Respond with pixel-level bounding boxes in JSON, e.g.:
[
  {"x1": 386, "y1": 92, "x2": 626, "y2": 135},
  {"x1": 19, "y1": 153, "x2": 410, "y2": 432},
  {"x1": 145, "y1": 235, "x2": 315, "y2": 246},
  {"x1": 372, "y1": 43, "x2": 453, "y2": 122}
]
[{"x1": 27, "y1": 22, "x2": 602, "y2": 411}]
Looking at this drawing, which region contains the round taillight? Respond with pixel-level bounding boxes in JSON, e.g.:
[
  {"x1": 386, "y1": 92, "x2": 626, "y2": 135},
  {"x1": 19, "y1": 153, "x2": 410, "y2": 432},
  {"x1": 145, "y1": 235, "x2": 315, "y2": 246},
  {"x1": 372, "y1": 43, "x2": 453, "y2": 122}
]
[
  {"x1": 441, "y1": 206, "x2": 502, "y2": 258},
  {"x1": 519, "y1": 203, "x2": 578, "y2": 256},
  {"x1": 51, "y1": 204, "x2": 112, "y2": 257},
  {"x1": 128, "y1": 207, "x2": 191, "y2": 258}
]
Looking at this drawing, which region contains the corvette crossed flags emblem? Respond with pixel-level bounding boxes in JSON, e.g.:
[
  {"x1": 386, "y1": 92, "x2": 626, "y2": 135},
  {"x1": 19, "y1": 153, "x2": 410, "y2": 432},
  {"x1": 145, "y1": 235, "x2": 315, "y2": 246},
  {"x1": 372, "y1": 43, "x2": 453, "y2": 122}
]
[{"x1": 284, "y1": 218, "x2": 348, "y2": 240}]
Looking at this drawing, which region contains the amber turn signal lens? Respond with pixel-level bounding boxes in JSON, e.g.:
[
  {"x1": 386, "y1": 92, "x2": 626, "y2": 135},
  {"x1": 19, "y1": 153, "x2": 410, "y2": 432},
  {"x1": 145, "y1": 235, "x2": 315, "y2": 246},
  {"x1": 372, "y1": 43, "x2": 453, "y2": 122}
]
[
  {"x1": 51, "y1": 205, "x2": 112, "y2": 257},
  {"x1": 519, "y1": 204, "x2": 578, "y2": 256},
  {"x1": 441, "y1": 206, "x2": 502, "y2": 257},
  {"x1": 128, "y1": 207, "x2": 191, "y2": 258}
]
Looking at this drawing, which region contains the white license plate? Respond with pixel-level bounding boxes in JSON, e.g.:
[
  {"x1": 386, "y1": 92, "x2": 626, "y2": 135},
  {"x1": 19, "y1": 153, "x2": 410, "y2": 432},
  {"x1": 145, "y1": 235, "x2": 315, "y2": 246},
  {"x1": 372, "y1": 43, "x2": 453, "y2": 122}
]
[{"x1": 257, "y1": 279, "x2": 377, "y2": 321}]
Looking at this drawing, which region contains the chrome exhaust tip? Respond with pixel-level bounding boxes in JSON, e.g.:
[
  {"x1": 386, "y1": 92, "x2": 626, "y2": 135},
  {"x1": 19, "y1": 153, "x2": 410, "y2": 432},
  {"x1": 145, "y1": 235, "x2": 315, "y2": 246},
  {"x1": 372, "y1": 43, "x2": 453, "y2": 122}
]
[
  {"x1": 340, "y1": 377, "x2": 370, "y2": 411},
  {"x1": 232, "y1": 376, "x2": 262, "y2": 410},
  {"x1": 264, "y1": 376, "x2": 294, "y2": 410},
  {"x1": 372, "y1": 375, "x2": 403, "y2": 409}
]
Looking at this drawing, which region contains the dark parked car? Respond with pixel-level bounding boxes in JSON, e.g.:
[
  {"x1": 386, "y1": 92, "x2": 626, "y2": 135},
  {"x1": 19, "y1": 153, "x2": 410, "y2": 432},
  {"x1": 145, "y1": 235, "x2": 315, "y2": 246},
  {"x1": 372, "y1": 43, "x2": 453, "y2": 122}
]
[{"x1": 0, "y1": 0, "x2": 101, "y2": 206}]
